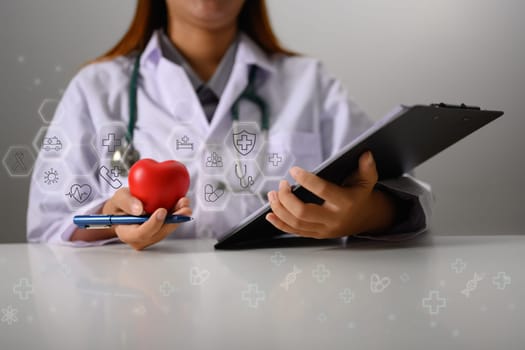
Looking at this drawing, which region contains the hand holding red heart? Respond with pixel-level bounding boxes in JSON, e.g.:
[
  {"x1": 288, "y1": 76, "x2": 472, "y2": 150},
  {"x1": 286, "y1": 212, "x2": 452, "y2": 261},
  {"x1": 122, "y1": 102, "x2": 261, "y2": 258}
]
[
  {"x1": 99, "y1": 159, "x2": 192, "y2": 250},
  {"x1": 128, "y1": 159, "x2": 190, "y2": 214}
]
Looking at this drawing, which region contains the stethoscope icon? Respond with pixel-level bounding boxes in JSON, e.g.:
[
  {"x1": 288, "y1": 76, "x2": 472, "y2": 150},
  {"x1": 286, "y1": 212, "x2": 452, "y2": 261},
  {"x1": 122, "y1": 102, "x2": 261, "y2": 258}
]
[{"x1": 234, "y1": 163, "x2": 255, "y2": 190}]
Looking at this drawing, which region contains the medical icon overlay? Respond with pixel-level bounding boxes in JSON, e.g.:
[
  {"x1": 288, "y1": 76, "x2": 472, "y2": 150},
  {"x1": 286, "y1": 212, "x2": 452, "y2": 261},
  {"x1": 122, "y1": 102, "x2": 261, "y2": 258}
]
[
  {"x1": 400, "y1": 273, "x2": 410, "y2": 283},
  {"x1": 2, "y1": 145, "x2": 36, "y2": 177},
  {"x1": 370, "y1": 274, "x2": 391, "y2": 293},
  {"x1": 422, "y1": 290, "x2": 447, "y2": 315},
  {"x1": 234, "y1": 162, "x2": 255, "y2": 190},
  {"x1": 176, "y1": 135, "x2": 194, "y2": 150},
  {"x1": 1, "y1": 305, "x2": 18, "y2": 325},
  {"x1": 233, "y1": 129, "x2": 256, "y2": 156},
  {"x1": 169, "y1": 125, "x2": 203, "y2": 160},
  {"x1": 270, "y1": 251, "x2": 286, "y2": 266},
  {"x1": 224, "y1": 121, "x2": 262, "y2": 161},
  {"x1": 159, "y1": 281, "x2": 177, "y2": 297},
  {"x1": 43, "y1": 168, "x2": 59, "y2": 185},
  {"x1": 204, "y1": 184, "x2": 224, "y2": 203},
  {"x1": 241, "y1": 284, "x2": 266, "y2": 308},
  {"x1": 65, "y1": 183, "x2": 93, "y2": 204},
  {"x1": 492, "y1": 272, "x2": 511, "y2": 290},
  {"x1": 340, "y1": 288, "x2": 355, "y2": 304},
  {"x1": 32, "y1": 126, "x2": 71, "y2": 159},
  {"x1": 268, "y1": 153, "x2": 282, "y2": 167},
  {"x1": 312, "y1": 264, "x2": 331, "y2": 283},
  {"x1": 94, "y1": 122, "x2": 127, "y2": 160},
  {"x1": 205, "y1": 152, "x2": 223, "y2": 167},
  {"x1": 461, "y1": 272, "x2": 485, "y2": 297},
  {"x1": 102, "y1": 133, "x2": 121, "y2": 152},
  {"x1": 199, "y1": 176, "x2": 231, "y2": 211},
  {"x1": 451, "y1": 258, "x2": 467, "y2": 274},
  {"x1": 190, "y1": 267, "x2": 210, "y2": 286},
  {"x1": 42, "y1": 136, "x2": 63, "y2": 152},
  {"x1": 98, "y1": 165, "x2": 123, "y2": 189},
  {"x1": 280, "y1": 265, "x2": 302, "y2": 291},
  {"x1": 13, "y1": 278, "x2": 34, "y2": 301}
]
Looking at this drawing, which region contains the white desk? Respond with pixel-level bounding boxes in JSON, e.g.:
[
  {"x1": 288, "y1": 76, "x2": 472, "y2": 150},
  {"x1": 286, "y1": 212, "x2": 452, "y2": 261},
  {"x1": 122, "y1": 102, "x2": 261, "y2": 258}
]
[{"x1": 0, "y1": 235, "x2": 522, "y2": 350}]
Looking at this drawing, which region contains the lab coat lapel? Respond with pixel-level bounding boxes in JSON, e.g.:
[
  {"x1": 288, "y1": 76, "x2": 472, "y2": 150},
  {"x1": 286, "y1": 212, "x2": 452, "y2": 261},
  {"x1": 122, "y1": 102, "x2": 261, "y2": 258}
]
[
  {"x1": 207, "y1": 33, "x2": 275, "y2": 138},
  {"x1": 207, "y1": 63, "x2": 249, "y2": 137},
  {"x1": 156, "y1": 59, "x2": 209, "y2": 135}
]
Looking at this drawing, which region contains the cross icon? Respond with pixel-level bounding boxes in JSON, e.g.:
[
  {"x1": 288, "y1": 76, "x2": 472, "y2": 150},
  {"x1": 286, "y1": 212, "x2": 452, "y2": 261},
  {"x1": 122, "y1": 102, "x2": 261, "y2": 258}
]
[
  {"x1": 270, "y1": 251, "x2": 286, "y2": 266},
  {"x1": 492, "y1": 272, "x2": 511, "y2": 290},
  {"x1": 312, "y1": 264, "x2": 331, "y2": 283},
  {"x1": 159, "y1": 281, "x2": 176, "y2": 296},
  {"x1": 102, "y1": 133, "x2": 121, "y2": 152},
  {"x1": 236, "y1": 134, "x2": 254, "y2": 152},
  {"x1": 111, "y1": 166, "x2": 121, "y2": 178},
  {"x1": 13, "y1": 278, "x2": 33, "y2": 300},
  {"x1": 422, "y1": 290, "x2": 447, "y2": 315},
  {"x1": 241, "y1": 284, "x2": 266, "y2": 308},
  {"x1": 451, "y1": 258, "x2": 467, "y2": 273},
  {"x1": 268, "y1": 153, "x2": 283, "y2": 167},
  {"x1": 340, "y1": 288, "x2": 354, "y2": 304}
]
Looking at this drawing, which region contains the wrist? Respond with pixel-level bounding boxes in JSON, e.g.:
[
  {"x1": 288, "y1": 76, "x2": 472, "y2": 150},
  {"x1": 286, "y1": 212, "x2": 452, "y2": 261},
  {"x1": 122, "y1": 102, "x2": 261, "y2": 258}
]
[{"x1": 361, "y1": 189, "x2": 397, "y2": 234}]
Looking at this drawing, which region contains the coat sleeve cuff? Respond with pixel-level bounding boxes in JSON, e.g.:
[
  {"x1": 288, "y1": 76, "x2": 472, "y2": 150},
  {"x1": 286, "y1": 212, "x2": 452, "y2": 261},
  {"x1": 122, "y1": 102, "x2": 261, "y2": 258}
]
[{"x1": 352, "y1": 174, "x2": 433, "y2": 242}]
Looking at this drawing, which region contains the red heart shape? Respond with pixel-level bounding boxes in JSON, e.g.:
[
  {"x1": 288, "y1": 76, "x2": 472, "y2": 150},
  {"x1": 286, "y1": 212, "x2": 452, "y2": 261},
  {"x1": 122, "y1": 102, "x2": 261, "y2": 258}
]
[{"x1": 128, "y1": 159, "x2": 190, "y2": 214}]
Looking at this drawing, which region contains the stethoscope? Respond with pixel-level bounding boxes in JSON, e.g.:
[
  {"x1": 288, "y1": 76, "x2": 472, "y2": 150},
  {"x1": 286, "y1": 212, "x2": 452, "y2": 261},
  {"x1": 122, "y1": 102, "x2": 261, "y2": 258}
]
[{"x1": 112, "y1": 53, "x2": 270, "y2": 195}]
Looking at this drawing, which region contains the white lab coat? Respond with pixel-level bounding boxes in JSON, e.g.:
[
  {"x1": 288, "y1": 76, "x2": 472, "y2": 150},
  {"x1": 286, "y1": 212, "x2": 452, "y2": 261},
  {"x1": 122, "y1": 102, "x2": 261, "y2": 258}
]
[{"x1": 27, "y1": 31, "x2": 432, "y2": 246}]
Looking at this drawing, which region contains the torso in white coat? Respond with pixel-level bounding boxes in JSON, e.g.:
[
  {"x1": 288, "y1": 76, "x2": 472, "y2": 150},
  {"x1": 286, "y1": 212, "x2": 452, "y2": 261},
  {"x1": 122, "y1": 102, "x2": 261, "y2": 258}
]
[{"x1": 27, "y1": 30, "x2": 376, "y2": 244}]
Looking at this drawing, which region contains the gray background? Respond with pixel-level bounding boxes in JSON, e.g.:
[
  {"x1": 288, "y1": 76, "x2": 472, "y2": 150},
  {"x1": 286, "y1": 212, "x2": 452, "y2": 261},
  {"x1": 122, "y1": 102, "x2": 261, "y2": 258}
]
[{"x1": 0, "y1": 0, "x2": 523, "y2": 243}]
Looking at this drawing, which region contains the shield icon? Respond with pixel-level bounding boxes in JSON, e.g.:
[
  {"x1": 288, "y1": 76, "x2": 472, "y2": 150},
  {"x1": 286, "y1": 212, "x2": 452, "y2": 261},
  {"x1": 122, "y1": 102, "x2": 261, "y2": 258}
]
[{"x1": 232, "y1": 130, "x2": 257, "y2": 156}]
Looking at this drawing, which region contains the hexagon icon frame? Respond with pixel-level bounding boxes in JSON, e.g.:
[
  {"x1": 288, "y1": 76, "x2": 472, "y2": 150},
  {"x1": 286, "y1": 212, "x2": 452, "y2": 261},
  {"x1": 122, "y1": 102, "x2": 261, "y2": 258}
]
[
  {"x1": 38, "y1": 98, "x2": 59, "y2": 124},
  {"x1": 91, "y1": 122, "x2": 128, "y2": 162},
  {"x1": 223, "y1": 121, "x2": 263, "y2": 162},
  {"x1": 196, "y1": 175, "x2": 233, "y2": 212},
  {"x1": 224, "y1": 159, "x2": 265, "y2": 196},
  {"x1": 200, "y1": 144, "x2": 233, "y2": 176},
  {"x1": 32, "y1": 158, "x2": 73, "y2": 195},
  {"x1": 2, "y1": 145, "x2": 36, "y2": 177},
  {"x1": 168, "y1": 123, "x2": 203, "y2": 161},
  {"x1": 255, "y1": 142, "x2": 296, "y2": 178},
  {"x1": 62, "y1": 174, "x2": 100, "y2": 212},
  {"x1": 32, "y1": 126, "x2": 72, "y2": 161}
]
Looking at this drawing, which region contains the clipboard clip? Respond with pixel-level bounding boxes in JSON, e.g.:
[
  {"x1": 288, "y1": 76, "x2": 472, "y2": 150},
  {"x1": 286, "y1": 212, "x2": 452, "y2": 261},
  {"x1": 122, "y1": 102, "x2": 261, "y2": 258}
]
[{"x1": 431, "y1": 102, "x2": 481, "y2": 110}]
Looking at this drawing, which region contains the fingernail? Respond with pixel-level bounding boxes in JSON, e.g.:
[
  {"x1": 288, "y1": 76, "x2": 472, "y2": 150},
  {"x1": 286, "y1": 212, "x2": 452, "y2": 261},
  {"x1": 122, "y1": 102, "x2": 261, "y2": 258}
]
[
  {"x1": 156, "y1": 209, "x2": 167, "y2": 221},
  {"x1": 279, "y1": 180, "x2": 289, "y2": 191},
  {"x1": 132, "y1": 202, "x2": 142, "y2": 215},
  {"x1": 289, "y1": 167, "x2": 300, "y2": 178},
  {"x1": 268, "y1": 191, "x2": 275, "y2": 202},
  {"x1": 366, "y1": 151, "x2": 375, "y2": 166}
]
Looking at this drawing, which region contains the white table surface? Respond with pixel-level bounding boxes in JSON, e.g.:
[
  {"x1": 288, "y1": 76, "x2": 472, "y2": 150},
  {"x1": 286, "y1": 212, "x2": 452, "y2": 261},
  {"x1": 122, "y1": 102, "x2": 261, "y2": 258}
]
[{"x1": 0, "y1": 234, "x2": 522, "y2": 350}]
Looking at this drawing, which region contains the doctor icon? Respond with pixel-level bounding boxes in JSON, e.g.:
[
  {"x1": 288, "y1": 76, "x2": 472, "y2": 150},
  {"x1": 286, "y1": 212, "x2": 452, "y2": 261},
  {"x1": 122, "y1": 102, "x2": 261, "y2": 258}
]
[{"x1": 27, "y1": 0, "x2": 432, "y2": 250}]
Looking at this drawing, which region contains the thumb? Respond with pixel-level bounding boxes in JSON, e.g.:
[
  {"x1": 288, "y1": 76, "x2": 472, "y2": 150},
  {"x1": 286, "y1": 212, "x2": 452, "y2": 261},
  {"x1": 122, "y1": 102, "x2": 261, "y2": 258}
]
[
  {"x1": 343, "y1": 151, "x2": 378, "y2": 190},
  {"x1": 358, "y1": 151, "x2": 379, "y2": 189}
]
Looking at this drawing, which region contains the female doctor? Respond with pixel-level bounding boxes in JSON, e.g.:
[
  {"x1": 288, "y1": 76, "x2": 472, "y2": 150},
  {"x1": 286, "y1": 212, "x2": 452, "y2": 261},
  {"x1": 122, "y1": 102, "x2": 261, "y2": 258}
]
[{"x1": 27, "y1": 0, "x2": 432, "y2": 250}]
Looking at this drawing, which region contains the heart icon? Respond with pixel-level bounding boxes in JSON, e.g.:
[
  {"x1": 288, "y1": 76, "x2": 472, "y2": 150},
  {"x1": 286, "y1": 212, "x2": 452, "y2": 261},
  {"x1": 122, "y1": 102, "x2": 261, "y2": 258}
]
[
  {"x1": 129, "y1": 159, "x2": 190, "y2": 214},
  {"x1": 65, "y1": 184, "x2": 92, "y2": 203},
  {"x1": 370, "y1": 273, "x2": 391, "y2": 293}
]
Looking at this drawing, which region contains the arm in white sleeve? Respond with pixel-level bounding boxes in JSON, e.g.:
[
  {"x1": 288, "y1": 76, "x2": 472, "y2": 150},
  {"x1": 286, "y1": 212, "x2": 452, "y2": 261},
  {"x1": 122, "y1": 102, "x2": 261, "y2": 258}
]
[
  {"x1": 317, "y1": 63, "x2": 433, "y2": 239},
  {"x1": 26, "y1": 68, "x2": 121, "y2": 246}
]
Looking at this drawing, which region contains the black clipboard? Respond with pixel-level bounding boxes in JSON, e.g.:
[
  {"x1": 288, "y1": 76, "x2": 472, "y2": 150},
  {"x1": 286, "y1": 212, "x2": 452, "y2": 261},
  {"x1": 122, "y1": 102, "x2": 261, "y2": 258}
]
[{"x1": 215, "y1": 103, "x2": 504, "y2": 250}]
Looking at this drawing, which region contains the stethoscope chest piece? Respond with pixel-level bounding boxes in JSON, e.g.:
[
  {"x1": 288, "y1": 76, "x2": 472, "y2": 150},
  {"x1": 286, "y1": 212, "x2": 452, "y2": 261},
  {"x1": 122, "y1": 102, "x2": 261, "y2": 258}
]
[{"x1": 111, "y1": 142, "x2": 140, "y2": 177}]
